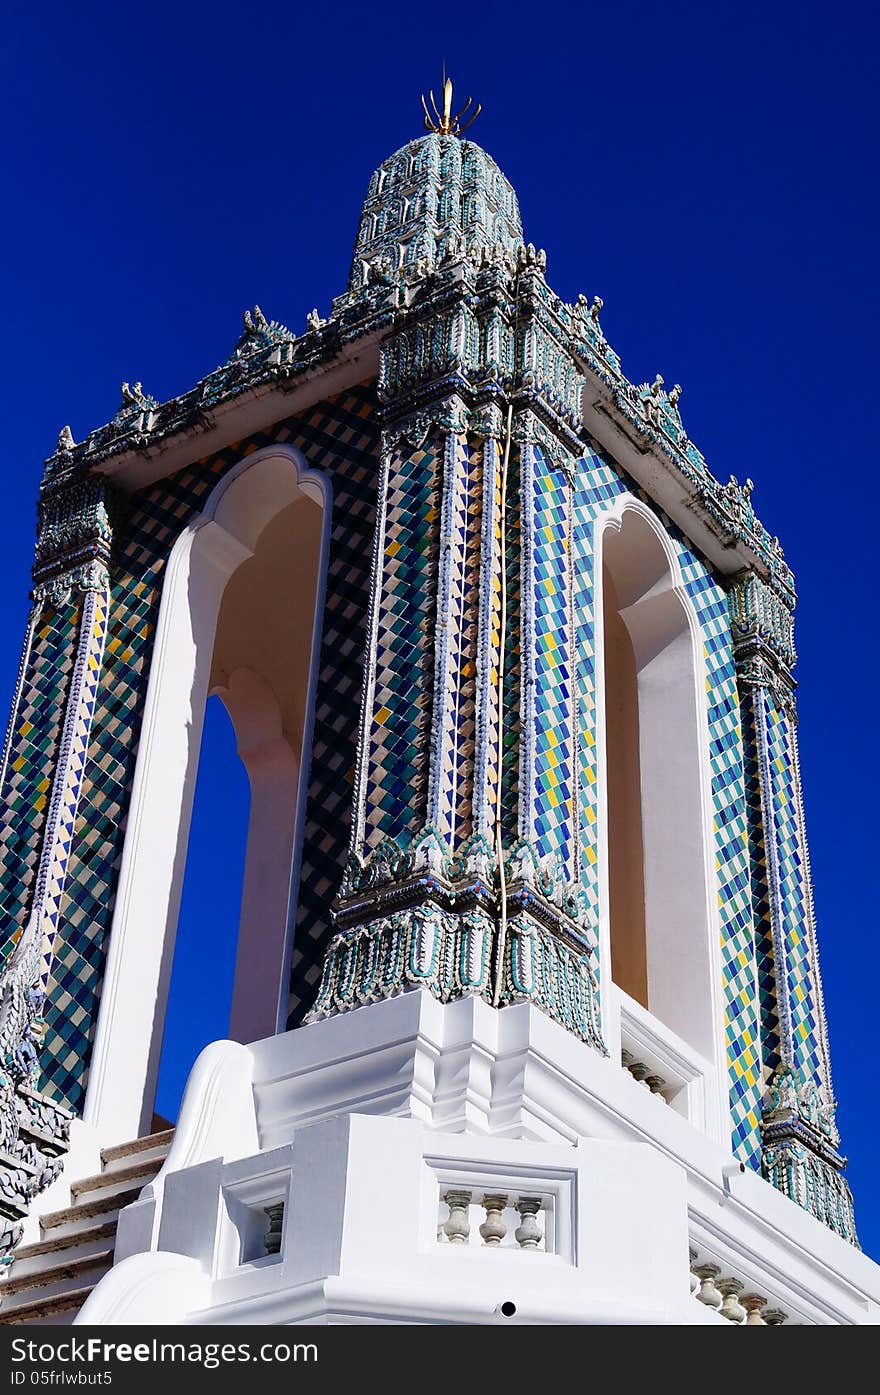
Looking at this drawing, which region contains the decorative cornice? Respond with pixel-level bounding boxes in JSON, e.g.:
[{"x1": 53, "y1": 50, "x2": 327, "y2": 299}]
[
  {"x1": 306, "y1": 893, "x2": 603, "y2": 1054},
  {"x1": 762, "y1": 1063, "x2": 839, "y2": 1148},
  {"x1": 760, "y1": 1065, "x2": 857, "y2": 1245},
  {"x1": 729, "y1": 571, "x2": 797, "y2": 712},
  {"x1": 334, "y1": 829, "x2": 596, "y2": 1005},
  {"x1": 32, "y1": 467, "x2": 119, "y2": 607}
]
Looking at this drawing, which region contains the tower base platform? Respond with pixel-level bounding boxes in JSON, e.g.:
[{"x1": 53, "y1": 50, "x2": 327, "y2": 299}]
[{"x1": 71, "y1": 992, "x2": 880, "y2": 1325}]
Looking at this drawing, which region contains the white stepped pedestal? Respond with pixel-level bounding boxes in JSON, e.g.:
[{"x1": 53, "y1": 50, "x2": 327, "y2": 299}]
[{"x1": 76, "y1": 991, "x2": 880, "y2": 1326}]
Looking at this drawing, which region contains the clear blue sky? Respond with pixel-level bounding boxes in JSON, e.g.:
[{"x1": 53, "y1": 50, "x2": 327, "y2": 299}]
[{"x1": 2, "y1": 2, "x2": 877, "y2": 1256}]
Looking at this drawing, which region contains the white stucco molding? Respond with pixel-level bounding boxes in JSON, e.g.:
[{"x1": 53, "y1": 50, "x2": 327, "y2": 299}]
[
  {"x1": 74, "y1": 1251, "x2": 211, "y2": 1326},
  {"x1": 88, "y1": 993, "x2": 880, "y2": 1325}
]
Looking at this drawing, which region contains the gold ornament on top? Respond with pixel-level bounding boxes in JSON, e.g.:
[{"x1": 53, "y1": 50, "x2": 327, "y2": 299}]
[{"x1": 421, "y1": 69, "x2": 481, "y2": 137}]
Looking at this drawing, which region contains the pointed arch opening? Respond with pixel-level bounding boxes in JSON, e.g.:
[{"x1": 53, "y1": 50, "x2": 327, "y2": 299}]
[{"x1": 599, "y1": 504, "x2": 719, "y2": 1063}]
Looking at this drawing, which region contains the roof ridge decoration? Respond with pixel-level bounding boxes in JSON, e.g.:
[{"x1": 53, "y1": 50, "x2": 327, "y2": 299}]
[{"x1": 229, "y1": 304, "x2": 298, "y2": 363}]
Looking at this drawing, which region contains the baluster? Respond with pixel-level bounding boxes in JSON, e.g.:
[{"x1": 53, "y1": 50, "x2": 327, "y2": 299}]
[
  {"x1": 693, "y1": 1263, "x2": 723, "y2": 1309},
  {"x1": 688, "y1": 1247, "x2": 700, "y2": 1297},
  {"x1": 442, "y1": 1189, "x2": 472, "y2": 1244},
  {"x1": 479, "y1": 1194, "x2": 509, "y2": 1246},
  {"x1": 263, "y1": 1203, "x2": 284, "y2": 1256},
  {"x1": 741, "y1": 1294, "x2": 769, "y2": 1325},
  {"x1": 628, "y1": 1061, "x2": 652, "y2": 1090},
  {"x1": 645, "y1": 1074, "x2": 667, "y2": 1098},
  {"x1": 718, "y1": 1277, "x2": 746, "y2": 1323},
  {"x1": 514, "y1": 1197, "x2": 543, "y2": 1250},
  {"x1": 763, "y1": 1308, "x2": 788, "y2": 1326}
]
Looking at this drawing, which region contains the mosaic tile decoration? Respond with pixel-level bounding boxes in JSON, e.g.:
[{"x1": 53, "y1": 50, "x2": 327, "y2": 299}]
[
  {"x1": 500, "y1": 442, "x2": 521, "y2": 843},
  {"x1": 0, "y1": 599, "x2": 79, "y2": 958},
  {"x1": 33, "y1": 387, "x2": 379, "y2": 1109},
  {"x1": 787, "y1": 722, "x2": 834, "y2": 1095},
  {"x1": 569, "y1": 442, "x2": 763, "y2": 1166},
  {"x1": 758, "y1": 691, "x2": 826, "y2": 1089},
  {"x1": 741, "y1": 689, "x2": 781, "y2": 1079},
  {"x1": 530, "y1": 449, "x2": 574, "y2": 873},
  {"x1": 452, "y1": 437, "x2": 482, "y2": 847},
  {"x1": 33, "y1": 590, "x2": 108, "y2": 989},
  {"x1": 426, "y1": 434, "x2": 467, "y2": 844},
  {"x1": 364, "y1": 438, "x2": 440, "y2": 849},
  {"x1": 471, "y1": 436, "x2": 502, "y2": 842}
]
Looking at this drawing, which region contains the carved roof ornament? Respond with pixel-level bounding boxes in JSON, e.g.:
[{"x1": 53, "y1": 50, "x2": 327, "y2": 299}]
[
  {"x1": 242, "y1": 305, "x2": 269, "y2": 335},
  {"x1": 421, "y1": 69, "x2": 481, "y2": 137},
  {"x1": 55, "y1": 425, "x2": 76, "y2": 454},
  {"x1": 120, "y1": 381, "x2": 147, "y2": 408}
]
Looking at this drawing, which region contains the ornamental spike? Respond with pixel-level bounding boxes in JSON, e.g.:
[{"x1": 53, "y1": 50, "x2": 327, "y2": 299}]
[{"x1": 421, "y1": 70, "x2": 481, "y2": 137}]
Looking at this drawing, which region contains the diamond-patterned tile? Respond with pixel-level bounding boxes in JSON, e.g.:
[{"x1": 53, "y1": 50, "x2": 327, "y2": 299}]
[
  {"x1": 530, "y1": 447, "x2": 573, "y2": 871},
  {"x1": 365, "y1": 438, "x2": 439, "y2": 848}
]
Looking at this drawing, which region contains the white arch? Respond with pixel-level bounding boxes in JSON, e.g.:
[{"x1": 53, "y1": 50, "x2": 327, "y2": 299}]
[
  {"x1": 84, "y1": 446, "x2": 331, "y2": 1145},
  {"x1": 593, "y1": 496, "x2": 728, "y2": 1140}
]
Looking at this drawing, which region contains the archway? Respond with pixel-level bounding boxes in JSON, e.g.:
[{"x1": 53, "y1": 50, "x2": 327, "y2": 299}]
[
  {"x1": 599, "y1": 503, "x2": 719, "y2": 1061},
  {"x1": 85, "y1": 447, "x2": 330, "y2": 1144}
]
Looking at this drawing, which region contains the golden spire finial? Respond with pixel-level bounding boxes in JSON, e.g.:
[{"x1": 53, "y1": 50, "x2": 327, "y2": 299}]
[{"x1": 421, "y1": 66, "x2": 481, "y2": 137}]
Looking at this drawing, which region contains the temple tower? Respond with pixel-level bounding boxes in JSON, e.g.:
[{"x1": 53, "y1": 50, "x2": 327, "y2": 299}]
[{"x1": 0, "y1": 81, "x2": 875, "y2": 1325}]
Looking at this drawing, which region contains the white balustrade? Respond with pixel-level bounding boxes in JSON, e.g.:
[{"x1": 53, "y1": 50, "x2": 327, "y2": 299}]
[
  {"x1": 689, "y1": 1245, "x2": 790, "y2": 1325},
  {"x1": 621, "y1": 1049, "x2": 669, "y2": 1101},
  {"x1": 439, "y1": 1188, "x2": 548, "y2": 1252}
]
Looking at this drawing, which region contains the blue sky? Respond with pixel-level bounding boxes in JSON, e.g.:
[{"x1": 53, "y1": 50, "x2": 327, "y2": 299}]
[{"x1": 2, "y1": 2, "x2": 877, "y2": 1256}]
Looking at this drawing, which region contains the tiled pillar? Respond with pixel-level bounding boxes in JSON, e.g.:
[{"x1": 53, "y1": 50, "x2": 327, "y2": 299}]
[
  {"x1": 730, "y1": 570, "x2": 857, "y2": 1243},
  {"x1": 0, "y1": 434, "x2": 117, "y2": 1261}
]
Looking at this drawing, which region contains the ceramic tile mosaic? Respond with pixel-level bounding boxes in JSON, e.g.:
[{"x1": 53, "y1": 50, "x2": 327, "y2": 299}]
[
  {"x1": 759, "y1": 691, "x2": 826, "y2": 1087},
  {"x1": 34, "y1": 590, "x2": 108, "y2": 992},
  {"x1": 364, "y1": 439, "x2": 439, "y2": 849},
  {"x1": 500, "y1": 442, "x2": 521, "y2": 842},
  {"x1": 452, "y1": 437, "x2": 482, "y2": 846},
  {"x1": 472, "y1": 435, "x2": 503, "y2": 841},
  {"x1": 0, "y1": 600, "x2": 79, "y2": 957},
  {"x1": 742, "y1": 689, "x2": 782, "y2": 1079},
  {"x1": 530, "y1": 448, "x2": 574, "y2": 872},
  {"x1": 426, "y1": 434, "x2": 467, "y2": 844}
]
